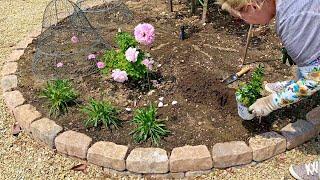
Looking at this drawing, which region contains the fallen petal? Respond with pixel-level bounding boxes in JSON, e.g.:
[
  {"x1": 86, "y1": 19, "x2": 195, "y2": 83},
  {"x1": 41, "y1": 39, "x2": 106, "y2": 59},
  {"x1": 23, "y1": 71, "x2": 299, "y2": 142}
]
[
  {"x1": 158, "y1": 102, "x2": 164, "y2": 108},
  {"x1": 125, "y1": 108, "x2": 132, "y2": 112}
]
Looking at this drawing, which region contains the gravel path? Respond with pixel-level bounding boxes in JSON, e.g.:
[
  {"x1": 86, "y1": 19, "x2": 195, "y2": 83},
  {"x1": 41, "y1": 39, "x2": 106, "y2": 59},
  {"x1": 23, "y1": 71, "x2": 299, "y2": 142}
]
[{"x1": 0, "y1": 1, "x2": 319, "y2": 179}]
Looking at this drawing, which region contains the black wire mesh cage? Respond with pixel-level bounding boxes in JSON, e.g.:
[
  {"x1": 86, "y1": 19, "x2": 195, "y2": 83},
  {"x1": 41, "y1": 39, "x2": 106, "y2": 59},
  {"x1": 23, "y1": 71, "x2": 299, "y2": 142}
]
[
  {"x1": 33, "y1": 0, "x2": 110, "y2": 80},
  {"x1": 76, "y1": 0, "x2": 134, "y2": 32}
]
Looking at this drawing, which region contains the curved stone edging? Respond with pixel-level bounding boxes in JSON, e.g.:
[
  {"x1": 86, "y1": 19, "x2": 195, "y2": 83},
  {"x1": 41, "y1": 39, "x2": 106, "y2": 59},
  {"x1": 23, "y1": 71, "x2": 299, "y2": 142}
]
[{"x1": 1, "y1": 26, "x2": 320, "y2": 179}]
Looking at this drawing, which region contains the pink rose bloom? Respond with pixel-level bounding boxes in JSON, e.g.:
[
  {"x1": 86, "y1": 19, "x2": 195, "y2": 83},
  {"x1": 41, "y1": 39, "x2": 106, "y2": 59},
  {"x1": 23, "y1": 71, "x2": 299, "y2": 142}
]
[
  {"x1": 112, "y1": 69, "x2": 128, "y2": 83},
  {"x1": 134, "y1": 23, "x2": 155, "y2": 46},
  {"x1": 87, "y1": 54, "x2": 96, "y2": 60},
  {"x1": 142, "y1": 58, "x2": 154, "y2": 70},
  {"x1": 125, "y1": 47, "x2": 139, "y2": 63},
  {"x1": 56, "y1": 62, "x2": 63, "y2": 67},
  {"x1": 71, "y1": 35, "x2": 79, "y2": 44},
  {"x1": 96, "y1": 61, "x2": 105, "y2": 69}
]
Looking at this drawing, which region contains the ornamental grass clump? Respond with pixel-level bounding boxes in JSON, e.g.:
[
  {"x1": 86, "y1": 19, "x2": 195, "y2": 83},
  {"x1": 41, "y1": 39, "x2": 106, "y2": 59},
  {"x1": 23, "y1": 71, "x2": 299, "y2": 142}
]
[
  {"x1": 82, "y1": 99, "x2": 121, "y2": 129},
  {"x1": 101, "y1": 23, "x2": 155, "y2": 82},
  {"x1": 130, "y1": 105, "x2": 170, "y2": 145},
  {"x1": 236, "y1": 65, "x2": 265, "y2": 107},
  {"x1": 40, "y1": 79, "x2": 78, "y2": 117}
]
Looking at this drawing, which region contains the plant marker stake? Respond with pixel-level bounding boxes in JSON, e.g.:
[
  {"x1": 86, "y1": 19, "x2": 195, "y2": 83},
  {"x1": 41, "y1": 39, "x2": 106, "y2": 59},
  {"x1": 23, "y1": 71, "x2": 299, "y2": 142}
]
[{"x1": 179, "y1": 26, "x2": 186, "y2": 40}]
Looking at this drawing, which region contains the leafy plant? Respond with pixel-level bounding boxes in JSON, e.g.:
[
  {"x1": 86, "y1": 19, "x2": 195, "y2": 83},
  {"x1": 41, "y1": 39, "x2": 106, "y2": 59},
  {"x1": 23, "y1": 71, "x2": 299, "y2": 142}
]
[
  {"x1": 116, "y1": 32, "x2": 138, "y2": 53},
  {"x1": 81, "y1": 99, "x2": 121, "y2": 129},
  {"x1": 130, "y1": 105, "x2": 170, "y2": 145},
  {"x1": 236, "y1": 65, "x2": 265, "y2": 107},
  {"x1": 102, "y1": 47, "x2": 147, "y2": 80},
  {"x1": 40, "y1": 79, "x2": 78, "y2": 117}
]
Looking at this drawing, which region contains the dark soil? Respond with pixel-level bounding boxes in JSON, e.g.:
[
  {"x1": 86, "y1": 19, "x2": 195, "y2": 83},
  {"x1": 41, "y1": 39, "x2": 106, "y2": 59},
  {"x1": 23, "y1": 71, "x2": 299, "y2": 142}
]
[{"x1": 17, "y1": 0, "x2": 320, "y2": 151}]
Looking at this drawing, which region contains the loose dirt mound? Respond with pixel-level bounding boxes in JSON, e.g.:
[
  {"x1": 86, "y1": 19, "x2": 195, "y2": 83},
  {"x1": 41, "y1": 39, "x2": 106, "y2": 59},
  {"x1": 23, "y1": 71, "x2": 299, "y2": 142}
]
[{"x1": 179, "y1": 69, "x2": 235, "y2": 108}]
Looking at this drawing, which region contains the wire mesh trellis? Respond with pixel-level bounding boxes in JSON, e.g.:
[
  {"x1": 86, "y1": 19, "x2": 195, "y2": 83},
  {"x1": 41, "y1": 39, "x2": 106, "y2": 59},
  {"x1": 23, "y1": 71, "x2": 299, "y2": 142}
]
[
  {"x1": 76, "y1": 0, "x2": 134, "y2": 32},
  {"x1": 33, "y1": 0, "x2": 110, "y2": 80}
]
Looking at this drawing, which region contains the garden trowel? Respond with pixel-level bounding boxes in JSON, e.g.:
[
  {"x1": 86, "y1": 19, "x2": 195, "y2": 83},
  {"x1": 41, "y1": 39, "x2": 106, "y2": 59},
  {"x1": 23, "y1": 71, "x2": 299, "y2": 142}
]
[{"x1": 222, "y1": 66, "x2": 252, "y2": 85}]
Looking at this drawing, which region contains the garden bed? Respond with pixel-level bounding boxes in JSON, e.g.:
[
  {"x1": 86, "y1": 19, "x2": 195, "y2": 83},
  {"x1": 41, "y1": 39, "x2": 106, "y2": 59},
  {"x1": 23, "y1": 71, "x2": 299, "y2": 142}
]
[{"x1": 17, "y1": 0, "x2": 319, "y2": 151}]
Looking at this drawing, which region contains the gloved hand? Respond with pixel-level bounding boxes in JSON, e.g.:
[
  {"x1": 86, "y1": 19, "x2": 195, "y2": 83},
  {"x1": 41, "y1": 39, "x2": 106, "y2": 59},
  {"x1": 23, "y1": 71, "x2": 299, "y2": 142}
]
[{"x1": 249, "y1": 94, "x2": 280, "y2": 117}]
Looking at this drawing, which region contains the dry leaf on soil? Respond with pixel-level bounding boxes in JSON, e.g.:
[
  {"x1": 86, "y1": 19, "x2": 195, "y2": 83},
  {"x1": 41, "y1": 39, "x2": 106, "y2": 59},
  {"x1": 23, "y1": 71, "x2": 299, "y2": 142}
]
[
  {"x1": 70, "y1": 163, "x2": 88, "y2": 174},
  {"x1": 12, "y1": 123, "x2": 21, "y2": 136}
]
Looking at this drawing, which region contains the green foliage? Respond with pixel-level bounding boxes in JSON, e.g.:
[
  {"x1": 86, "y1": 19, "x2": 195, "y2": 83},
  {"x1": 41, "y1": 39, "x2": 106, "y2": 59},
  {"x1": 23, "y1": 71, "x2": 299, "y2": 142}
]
[
  {"x1": 130, "y1": 105, "x2": 170, "y2": 145},
  {"x1": 81, "y1": 99, "x2": 121, "y2": 129},
  {"x1": 236, "y1": 65, "x2": 265, "y2": 107},
  {"x1": 116, "y1": 32, "x2": 138, "y2": 52},
  {"x1": 102, "y1": 48, "x2": 148, "y2": 80},
  {"x1": 40, "y1": 79, "x2": 78, "y2": 117}
]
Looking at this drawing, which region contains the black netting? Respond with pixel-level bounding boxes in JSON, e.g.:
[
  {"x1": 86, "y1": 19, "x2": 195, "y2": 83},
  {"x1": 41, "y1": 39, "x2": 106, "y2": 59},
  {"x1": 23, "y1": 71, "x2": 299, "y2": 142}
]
[
  {"x1": 33, "y1": 0, "x2": 110, "y2": 80},
  {"x1": 76, "y1": 0, "x2": 134, "y2": 31}
]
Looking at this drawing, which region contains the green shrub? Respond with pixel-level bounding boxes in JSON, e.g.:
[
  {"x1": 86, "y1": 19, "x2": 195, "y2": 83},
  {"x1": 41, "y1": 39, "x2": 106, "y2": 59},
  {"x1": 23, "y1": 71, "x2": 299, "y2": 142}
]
[
  {"x1": 102, "y1": 46, "x2": 147, "y2": 81},
  {"x1": 82, "y1": 99, "x2": 121, "y2": 129},
  {"x1": 40, "y1": 79, "x2": 78, "y2": 117},
  {"x1": 130, "y1": 105, "x2": 170, "y2": 145},
  {"x1": 116, "y1": 32, "x2": 138, "y2": 52},
  {"x1": 236, "y1": 65, "x2": 265, "y2": 107}
]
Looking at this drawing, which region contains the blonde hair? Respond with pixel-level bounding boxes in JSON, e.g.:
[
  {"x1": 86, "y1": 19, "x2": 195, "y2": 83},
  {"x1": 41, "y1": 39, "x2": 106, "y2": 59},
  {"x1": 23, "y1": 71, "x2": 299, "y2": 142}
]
[
  {"x1": 217, "y1": 0, "x2": 252, "y2": 10},
  {"x1": 217, "y1": 0, "x2": 264, "y2": 12}
]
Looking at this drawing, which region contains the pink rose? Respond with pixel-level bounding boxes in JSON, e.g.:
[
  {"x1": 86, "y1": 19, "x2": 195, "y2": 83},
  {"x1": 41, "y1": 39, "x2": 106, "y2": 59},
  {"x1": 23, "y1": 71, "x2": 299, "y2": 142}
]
[
  {"x1": 96, "y1": 61, "x2": 105, "y2": 69},
  {"x1": 56, "y1": 62, "x2": 63, "y2": 67},
  {"x1": 125, "y1": 47, "x2": 139, "y2": 63},
  {"x1": 142, "y1": 58, "x2": 154, "y2": 70},
  {"x1": 134, "y1": 23, "x2": 155, "y2": 46},
  {"x1": 71, "y1": 35, "x2": 79, "y2": 44},
  {"x1": 111, "y1": 69, "x2": 128, "y2": 83},
  {"x1": 87, "y1": 54, "x2": 96, "y2": 60}
]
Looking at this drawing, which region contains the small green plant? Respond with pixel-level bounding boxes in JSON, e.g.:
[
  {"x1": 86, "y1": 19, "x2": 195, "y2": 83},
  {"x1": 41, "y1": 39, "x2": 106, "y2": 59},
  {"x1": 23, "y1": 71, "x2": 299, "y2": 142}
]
[
  {"x1": 100, "y1": 25, "x2": 156, "y2": 82},
  {"x1": 81, "y1": 99, "x2": 121, "y2": 129},
  {"x1": 130, "y1": 105, "x2": 170, "y2": 145},
  {"x1": 236, "y1": 65, "x2": 265, "y2": 107},
  {"x1": 103, "y1": 48, "x2": 147, "y2": 80},
  {"x1": 116, "y1": 32, "x2": 138, "y2": 52},
  {"x1": 40, "y1": 79, "x2": 78, "y2": 117}
]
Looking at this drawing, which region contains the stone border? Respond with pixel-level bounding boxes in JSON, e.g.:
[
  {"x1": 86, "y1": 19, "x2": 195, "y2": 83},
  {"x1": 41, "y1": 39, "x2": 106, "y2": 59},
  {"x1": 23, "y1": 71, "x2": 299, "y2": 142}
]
[{"x1": 2, "y1": 26, "x2": 320, "y2": 179}]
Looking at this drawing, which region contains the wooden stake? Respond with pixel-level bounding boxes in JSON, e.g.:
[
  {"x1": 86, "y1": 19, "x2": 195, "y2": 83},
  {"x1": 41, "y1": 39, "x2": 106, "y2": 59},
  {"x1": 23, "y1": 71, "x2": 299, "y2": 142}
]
[
  {"x1": 168, "y1": 0, "x2": 173, "y2": 12},
  {"x1": 241, "y1": 24, "x2": 253, "y2": 66},
  {"x1": 190, "y1": 0, "x2": 196, "y2": 15},
  {"x1": 201, "y1": 0, "x2": 209, "y2": 23}
]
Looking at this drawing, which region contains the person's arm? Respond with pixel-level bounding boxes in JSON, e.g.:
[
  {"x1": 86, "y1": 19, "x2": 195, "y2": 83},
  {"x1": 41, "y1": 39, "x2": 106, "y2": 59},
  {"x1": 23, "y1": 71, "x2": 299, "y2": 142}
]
[{"x1": 249, "y1": 69, "x2": 320, "y2": 116}]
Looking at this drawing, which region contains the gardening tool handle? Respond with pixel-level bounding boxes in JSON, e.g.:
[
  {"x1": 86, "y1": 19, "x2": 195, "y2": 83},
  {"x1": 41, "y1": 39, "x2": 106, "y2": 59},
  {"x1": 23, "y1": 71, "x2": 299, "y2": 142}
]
[{"x1": 236, "y1": 66, "x2": 251, "y2": 77}]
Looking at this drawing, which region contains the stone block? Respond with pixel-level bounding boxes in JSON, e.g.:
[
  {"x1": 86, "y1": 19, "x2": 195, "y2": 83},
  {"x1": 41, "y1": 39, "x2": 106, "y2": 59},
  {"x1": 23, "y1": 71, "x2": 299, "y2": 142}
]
[
  {"x1": 3, "y1": 90, "x2": 25, "y2": 112},
  {"x1": 126, "y1": 148, "x2": 169, "y2": 174},
  {"x1": 280, "y1": 120, "x2": 318, "y2": 149},
  {"x1": 30, "y1": 118, "x2": 63, "y2": 148},
  {"x1": 1, "y1": 75, "x2": 17, "y2": 92},
  {"x1": 249, "y1": 131, "x2": 286, "y2": 162},
  {"x1": 170, "y1": 145, "x2": 213, "y2": 172},
  {"x1": 13, "y1": 104, "x2": 42, "y2": 132},
  {"x1": 185, "y1": 170, "x2": 212, "y2": 177},
  {"x1": 2, "y1": 62, "x2": 18, "y2": 76},
  {"x1": 306, "y1": 107, "x2": 320, "y2": 134},
  {"x1": 212, "y1": 141, "x2": 252, "y2": 168},
  {"x1": 87, "y1": 141, "x2": 128, "y2": 171},
  {"x1": 55, "y1": 130, "x2": 92, "y2": 159}
]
